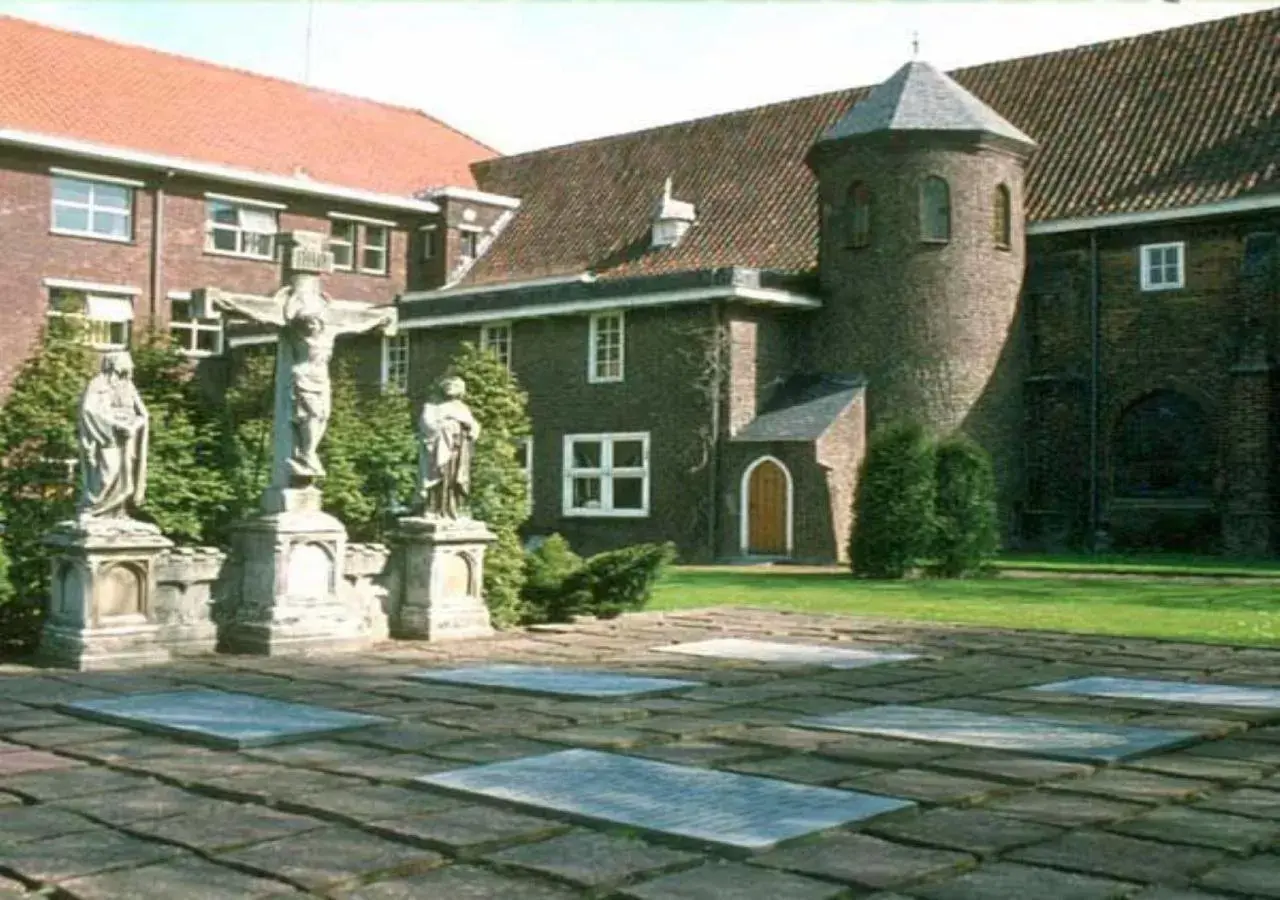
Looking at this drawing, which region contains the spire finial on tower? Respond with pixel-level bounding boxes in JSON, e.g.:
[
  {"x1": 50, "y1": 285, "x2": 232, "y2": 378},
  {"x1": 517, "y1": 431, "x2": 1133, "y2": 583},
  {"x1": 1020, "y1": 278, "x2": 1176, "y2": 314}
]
[{"x1": 911, "y1": 30, "x2": 919, "y2": 59}]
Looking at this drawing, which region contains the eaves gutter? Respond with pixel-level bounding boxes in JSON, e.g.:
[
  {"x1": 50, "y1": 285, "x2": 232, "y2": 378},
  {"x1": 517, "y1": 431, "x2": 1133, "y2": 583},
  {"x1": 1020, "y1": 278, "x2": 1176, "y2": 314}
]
[
  {"x1": 0, "y1": 128, "x2": 442, "y2": 215},
  {"x1": 1029, "y1": 193, "x2": 1280, "y2": 236}
]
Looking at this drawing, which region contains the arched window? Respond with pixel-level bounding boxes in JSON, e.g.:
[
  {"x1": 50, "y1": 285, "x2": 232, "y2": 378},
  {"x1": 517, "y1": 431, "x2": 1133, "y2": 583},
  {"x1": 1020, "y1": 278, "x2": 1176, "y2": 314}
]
[
  {"x1": 921, "y1": 176, "x2": 950, "y2": 242},
  {"x1": 1113, "y1": 390, "x2": 1213, "y2": 499},
  {"x1": 847, "y1": 182, "x2": 871, "y2": 248},
  {"x1": 993, "y1": 184, "x2": 1012, "y2": 248}
]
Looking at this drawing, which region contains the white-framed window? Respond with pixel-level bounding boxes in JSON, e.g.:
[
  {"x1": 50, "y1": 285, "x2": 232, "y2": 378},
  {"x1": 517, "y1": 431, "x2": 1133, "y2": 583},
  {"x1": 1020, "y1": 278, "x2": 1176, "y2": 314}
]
[
  {"x1": 48, "y1": 287, "x2": 133, "y2": 350},
  {"x1": 361, "y1": 225, "x2": 389, "y2": 274},
  {"x1": 205, "y1": 198, "x2": 279, "y2": 260},
  {"x1": 381, "y1": 332, "x2": 410, "y2": 393},
  {"x1": 480, "y1": 322, "x2": 512, "y2": 369},
  {"x1": 515, "y1": 436, "x2": 533, "y2": 512},
  {"x1": 588, "y1": 311, "x2": 624, "y2": 383},
  {"x1": 329, "y1": 220, "x2": 356, "y2": 270},
  {"x1": 421, "y1": 225, "x2": 438, "y2": 261},
  {"x1": 168, "y1": 292, "x2": 223, "y2": 357},
  {"x1": 1140, "y1": 242, "x2": 1185, "y2": 291},
  {"x1": 51, "y1": 174, "x2": 134, "y2": 241},
  {"x1": 563, "y1": 432, "x2": 650, "y2": 517},
  {"x1": 459, "y1": 229, "x2": 480, "y2": 261}
]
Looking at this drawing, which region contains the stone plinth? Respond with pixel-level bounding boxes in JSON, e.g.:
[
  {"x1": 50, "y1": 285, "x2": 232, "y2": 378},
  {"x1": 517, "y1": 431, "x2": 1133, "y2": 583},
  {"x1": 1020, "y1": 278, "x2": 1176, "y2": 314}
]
[
  {"x1": 220, "y1": 488, "x2": 371, "y2": 656},
  {"x1": 41, "y1": 517, "x2": 175, "y2": 670},
  {"x1": 393, "y1": 516, "x2": 496, "y2": 641}
]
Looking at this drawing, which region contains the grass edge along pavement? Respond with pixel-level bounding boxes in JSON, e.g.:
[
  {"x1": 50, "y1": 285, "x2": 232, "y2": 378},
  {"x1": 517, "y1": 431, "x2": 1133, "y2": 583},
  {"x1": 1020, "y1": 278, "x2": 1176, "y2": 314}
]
[{"x1": 649, "y1": 567, "x2": 1280, "y2": 647}]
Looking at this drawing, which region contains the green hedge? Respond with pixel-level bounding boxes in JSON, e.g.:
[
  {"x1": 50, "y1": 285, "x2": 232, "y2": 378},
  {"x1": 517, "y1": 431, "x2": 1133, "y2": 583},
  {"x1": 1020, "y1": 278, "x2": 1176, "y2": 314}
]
[
  {"x1": 932, "y1": 433, "x2": 999, "y2": 577},
  {"x1": 521, "y1": 536, "x2": 676, "y2": 623},
  {"x1": 849, "y1": 420, "x2": 937, "y2": 579}
]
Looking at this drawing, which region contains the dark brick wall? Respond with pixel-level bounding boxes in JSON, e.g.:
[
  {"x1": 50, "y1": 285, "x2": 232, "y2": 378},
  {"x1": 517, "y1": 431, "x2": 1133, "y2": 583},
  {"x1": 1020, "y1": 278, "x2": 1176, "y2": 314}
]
[
  {"x1": 1021, "y1": 215, "x2": 1280, "y2": 554},
  {"x1": 725, "y1": 307, "x2": 800, "y2": 436},
  {"x1": 807, "y1": 134, "x2": 1030, "y2": 523},
  {"x1": 401, "y1": 304, "x2": 719, "y2": 559},
  {"x1": 0, "y1": 147, "x2": 422, "y2": 396}
]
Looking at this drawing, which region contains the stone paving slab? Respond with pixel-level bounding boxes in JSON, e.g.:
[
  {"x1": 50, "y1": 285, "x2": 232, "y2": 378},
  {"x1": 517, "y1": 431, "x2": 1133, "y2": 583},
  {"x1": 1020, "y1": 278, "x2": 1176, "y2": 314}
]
[
  {"x1": 403, "y1": 664, "x2": 702, "y2": 697},
  {"x1": 4, "y1": 606, "x2": 1280, "y2": 898},
  {"x1": 1031, "y1": 677, "x2": 1280, "y2": 710}
]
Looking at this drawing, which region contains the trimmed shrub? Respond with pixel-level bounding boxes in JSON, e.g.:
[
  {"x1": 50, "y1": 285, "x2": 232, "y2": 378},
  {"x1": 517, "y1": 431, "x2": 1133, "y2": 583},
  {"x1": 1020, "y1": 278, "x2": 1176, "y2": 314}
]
[
  {"x1": 932, "y1": 433, "x2": 999, "y2": 577},
  {"x1": 0, "y1": 317, "x2": 95, "y2": 652},
  {"x1": 849, "y1": 420, "x2": 936, "y2": 579},
  {"x1": 443, "y1": 343, "x2": 533, "y2": 628},
  {"x1": 521, "y1": 534, "x2": 583, "y2": 624},
  {"x1": 559, "y1": 541, "x2": 677, "y2": 620},
  {"x1": 130, "y1": 332, "x2": 234, "y2": 543}
]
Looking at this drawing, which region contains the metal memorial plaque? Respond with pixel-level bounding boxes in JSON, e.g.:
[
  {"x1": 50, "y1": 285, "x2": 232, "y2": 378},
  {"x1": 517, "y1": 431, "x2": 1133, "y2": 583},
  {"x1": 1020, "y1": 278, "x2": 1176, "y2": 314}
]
[
  {"x1": 794, "y1": 705, "x2": 1199, "y2": 763},
  {"x1": 1030, "y1": 676, "x2": 1280, "y2": 710},
  {"x1": 403, "y1": 665, "x2": 701, "y2": 698},
  {"x1": 417, "y1": 748, "x2": 914, "y2": 851},
  {"x1": 653, "y1": 637, "x2": 918, "y2": 669},
  {"x1": 60, "y1": 689, "x2": 389, "y2": 749}
]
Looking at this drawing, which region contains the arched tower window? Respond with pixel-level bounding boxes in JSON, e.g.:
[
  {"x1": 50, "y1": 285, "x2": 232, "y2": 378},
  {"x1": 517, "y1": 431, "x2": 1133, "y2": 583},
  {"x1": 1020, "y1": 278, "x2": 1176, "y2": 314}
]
[
  {"x1": 921, "y1": 176, "x2": 950, "y2": 243},
  {"x1": 847, "y1": 182, "x2": 871, "y2": 248},
  {"x1": 993, "y1": 184, "x2": 1012, "y2": 249},
  {"x1": 1113, "y1": 390, "x2": 1213, "y2": 499}
]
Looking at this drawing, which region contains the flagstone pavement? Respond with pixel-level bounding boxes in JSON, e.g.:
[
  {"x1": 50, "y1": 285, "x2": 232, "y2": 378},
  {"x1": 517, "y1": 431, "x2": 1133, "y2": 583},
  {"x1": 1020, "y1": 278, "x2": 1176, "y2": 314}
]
[{"x1": 2, "y1": 606, "x2": 1279, "y2": 899}]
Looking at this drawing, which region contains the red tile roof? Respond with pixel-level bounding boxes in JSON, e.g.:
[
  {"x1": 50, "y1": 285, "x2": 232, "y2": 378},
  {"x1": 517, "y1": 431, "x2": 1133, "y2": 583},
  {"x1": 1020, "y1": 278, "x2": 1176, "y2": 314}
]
[
  {"x1": 467, "y1": 9, "x2": 1280, "y2": 285},
  {"x1": 0, "y1": 15, "x2": 495, "y2": 195}
]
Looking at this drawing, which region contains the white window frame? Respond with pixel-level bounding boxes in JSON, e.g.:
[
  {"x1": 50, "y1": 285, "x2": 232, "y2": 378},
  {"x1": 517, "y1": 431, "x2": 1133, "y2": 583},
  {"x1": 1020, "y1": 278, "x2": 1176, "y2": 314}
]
[
  {"x1": 1140, "y1": 242, "x2": 1185, "y2": 291},
  {"x1": 204, "y1": 195, "x2": 281, "y2": 261},
  {"x1": 381, "y1": 332, "x2": 410, "y2": 393},
  {"x1": 459, "y1": 227, "x2": 481, "y2": 262},
  {"x1": 47, "y1": 287, "x2": 134, "y2": 351},
  {"x1": 50, "y1": 172, "x2": 136, "y2": 243},
  {"x1": 329, "y1": 219, "x2": 356, "y2": 271},
  {"x1": 480, "y1": 321, "x2": 512, "y2": 370},
  {"x1": 562, "y1": 432, "x2": 650, "y2": 518},
  {"x1": 167, "y1": 291, "x2": 224, "y2": 358},
  {"x1": 420, "y1": 224, "x2": 439, "y2": 261},
  {"x1": 588, "y1": 311, "x2": 625, "y2": 383},
  {"x1": 361, "y1": 224, "x2": 389, "y2": 275},
  {"x1": 515, "y1": 436, "x2": 533, "y2": 513}
]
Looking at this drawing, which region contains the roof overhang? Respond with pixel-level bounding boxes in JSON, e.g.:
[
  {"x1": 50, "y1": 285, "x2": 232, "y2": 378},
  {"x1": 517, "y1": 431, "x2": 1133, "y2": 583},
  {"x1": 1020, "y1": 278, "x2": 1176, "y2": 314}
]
[
  {"x1": 398, "y1": 270, "x2": 821, "y2": 330},
  {"x1": 1029, "y1": 192, "x2": 1280, "y2": 235},
  {"x1": 0, "y1": 128, "x2": 442, "y2": 215},
  {"x1": 416, "y1": 185, "x2": 522, "y2": 210}
]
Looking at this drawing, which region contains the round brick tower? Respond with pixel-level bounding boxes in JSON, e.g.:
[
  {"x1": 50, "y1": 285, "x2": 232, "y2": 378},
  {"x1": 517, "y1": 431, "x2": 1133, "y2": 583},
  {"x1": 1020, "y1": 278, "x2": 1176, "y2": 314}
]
[{"x1": 806, "y1": 60, "x2": 1037, "y2": 508}]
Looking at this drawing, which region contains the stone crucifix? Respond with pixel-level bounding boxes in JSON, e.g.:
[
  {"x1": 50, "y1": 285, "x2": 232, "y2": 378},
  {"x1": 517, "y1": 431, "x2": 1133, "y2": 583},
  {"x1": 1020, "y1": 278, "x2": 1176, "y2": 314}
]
[{"x1": 192, "y1": 231, "x2": 397, "y2": 512}]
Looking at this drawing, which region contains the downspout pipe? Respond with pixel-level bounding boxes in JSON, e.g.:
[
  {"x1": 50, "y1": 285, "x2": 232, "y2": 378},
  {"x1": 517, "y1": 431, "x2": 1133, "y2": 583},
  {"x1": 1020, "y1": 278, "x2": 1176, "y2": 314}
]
[
  {"x1": 1088, "y1": 230, "x2": 1101, "y2": 551},
  {"x1": 149, "y1": 171, "x2": 172, "y2": 323},
  {"x1": 707, "y1": 300, "x2": 723, "y2": 561}
]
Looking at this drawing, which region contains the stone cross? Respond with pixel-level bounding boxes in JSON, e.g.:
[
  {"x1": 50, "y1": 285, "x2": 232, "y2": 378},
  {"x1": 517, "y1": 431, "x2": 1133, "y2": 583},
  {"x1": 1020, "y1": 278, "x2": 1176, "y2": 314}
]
[{"x1": 192, "y1": 230, "x2": 396, "y2": 513}]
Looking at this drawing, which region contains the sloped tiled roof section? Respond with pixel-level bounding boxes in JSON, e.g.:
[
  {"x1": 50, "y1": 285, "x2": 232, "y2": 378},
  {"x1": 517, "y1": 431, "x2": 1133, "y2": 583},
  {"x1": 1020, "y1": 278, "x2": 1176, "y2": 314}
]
[
  {"x1": 819, "y1": 60, "x2": 1035, "y2": 147},
  {"x1": 0, "y1": 15, "x2": 496, "y2": 194},
  {"x1": 467, "y1": 10, "x2": 1279, "y2": 285}
]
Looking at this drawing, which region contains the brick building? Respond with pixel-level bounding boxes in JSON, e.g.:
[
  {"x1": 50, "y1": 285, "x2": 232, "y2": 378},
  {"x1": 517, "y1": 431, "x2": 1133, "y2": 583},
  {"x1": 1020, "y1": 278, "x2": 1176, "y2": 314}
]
[{"x1": 2, "y1": 11, "x2": 1278, "y2": 561}]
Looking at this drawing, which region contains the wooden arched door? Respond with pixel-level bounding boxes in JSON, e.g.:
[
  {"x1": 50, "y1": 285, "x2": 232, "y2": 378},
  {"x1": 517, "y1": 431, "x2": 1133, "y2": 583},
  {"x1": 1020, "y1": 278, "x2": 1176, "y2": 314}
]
[{"x1": 745, "y1": 458, "x2": 790, "y2": 555}]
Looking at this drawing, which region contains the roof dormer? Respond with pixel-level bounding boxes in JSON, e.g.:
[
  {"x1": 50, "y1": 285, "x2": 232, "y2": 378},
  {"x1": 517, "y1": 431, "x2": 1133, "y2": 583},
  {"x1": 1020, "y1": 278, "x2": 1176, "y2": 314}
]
[{"x1": 651, "y1": 177, "x2": 696, "y2": 249}]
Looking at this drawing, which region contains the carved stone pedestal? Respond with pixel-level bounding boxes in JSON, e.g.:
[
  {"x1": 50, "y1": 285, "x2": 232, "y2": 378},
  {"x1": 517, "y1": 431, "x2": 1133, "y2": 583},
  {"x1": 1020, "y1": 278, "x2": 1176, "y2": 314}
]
[
  {"x1": 41, "y1": 518, "x2": 175, "y2": 671},
  {"x1": 394, "y1": 516, "x2": 496, "y2": 641},
  {"x1": 221, "y1": 488, "x2": 371, "y2": 656}
]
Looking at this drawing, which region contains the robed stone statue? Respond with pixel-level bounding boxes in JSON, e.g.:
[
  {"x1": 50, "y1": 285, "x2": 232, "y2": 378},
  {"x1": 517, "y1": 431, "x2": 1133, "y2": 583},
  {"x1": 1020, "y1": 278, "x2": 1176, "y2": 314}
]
[
  {"x1": 76, "y1": 351, "x2": 148, "y2": 520},
  {"x1": 418, "y1": 376, "x2": 480, "y2": 519}
]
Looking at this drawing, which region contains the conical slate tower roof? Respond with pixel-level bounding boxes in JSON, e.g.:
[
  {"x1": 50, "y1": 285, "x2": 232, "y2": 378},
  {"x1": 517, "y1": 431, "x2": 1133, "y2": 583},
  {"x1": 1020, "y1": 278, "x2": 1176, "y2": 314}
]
[{"x1": 820, "y1": 60, "x2": 1035, "y2": 147}]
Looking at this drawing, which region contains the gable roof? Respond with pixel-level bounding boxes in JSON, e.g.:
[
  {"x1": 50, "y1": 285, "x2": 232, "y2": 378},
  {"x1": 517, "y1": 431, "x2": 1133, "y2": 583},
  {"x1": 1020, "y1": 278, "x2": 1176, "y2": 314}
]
[
  {"x1": 734, "y1": 375, "x2": 865, "y2": 443},
  {"x1": 466, "y1": 9, "x2": 1279, "y2": 286},
  {"x1": 819, "y1": 60, "x2": 1035, "y2": 148},
  {"x1": 0, "y1": 15, "x2": 495, "y2": 195}
]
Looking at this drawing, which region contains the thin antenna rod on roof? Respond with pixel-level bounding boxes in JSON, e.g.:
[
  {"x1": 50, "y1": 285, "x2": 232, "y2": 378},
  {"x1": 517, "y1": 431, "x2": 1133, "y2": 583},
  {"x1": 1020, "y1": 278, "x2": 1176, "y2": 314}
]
[
  {"x1": 911, "y1": 30, "x2": 920, "y2": 59},
  {"x1": 304, "y1": 0, "x2": 316, "y2": 84}
]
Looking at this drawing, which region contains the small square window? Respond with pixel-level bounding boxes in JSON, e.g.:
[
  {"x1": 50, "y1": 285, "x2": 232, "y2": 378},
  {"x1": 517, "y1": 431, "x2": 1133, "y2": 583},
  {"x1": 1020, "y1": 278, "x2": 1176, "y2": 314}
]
[
  {"x1": 381, "y1": 332, "x2": 410, "y2": 393},
  {"x1": 205, "y1": 200, "x2": 278, "y2": 260},
  {"x1": 563, "y1": 432, "x2": 650, "y2": 518},
  {"x1": 460, "y1": 230, "x2": 480, "y2": 261},
  {"x1": 589, "y1": 312, "x2": 624, "y2": 383},
  {"x1": 421, "y1": 227, "x2": 439, "y2": 261},
  {"x1": 168, "y1": 294, "x2": 223, "y2": 357},
  {"x1": 480, "y1": 322, "x2": 512, "y2": 369},
  {"x1": 362, "y1": 225, "x2": 389, "y2": 274},
  {"x1": 330, "y1": 220, "x2": 356, "y2": 270},
  {"x1": 48, "y1": 288, "x2": 133, "y2": 350},
  {"x1": 1140, "y1": 242, "x2": 1185, "y2": 291},
  {"x1": 51, "y1": 176, "x2": 133, "y2": 242}
]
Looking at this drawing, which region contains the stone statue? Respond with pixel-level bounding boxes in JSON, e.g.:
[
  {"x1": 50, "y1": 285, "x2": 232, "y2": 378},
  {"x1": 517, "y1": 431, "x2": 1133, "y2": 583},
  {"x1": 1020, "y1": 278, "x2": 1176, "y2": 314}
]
[
  {"x1": 76, "y1": 351, "x2": 148, "y2": 520},
  {"x1": 417, "y1": 376, "x2": 481, "y2": 519},
  {"x1": 193, "y1": 232, "x2": 396, "y2": 499}
]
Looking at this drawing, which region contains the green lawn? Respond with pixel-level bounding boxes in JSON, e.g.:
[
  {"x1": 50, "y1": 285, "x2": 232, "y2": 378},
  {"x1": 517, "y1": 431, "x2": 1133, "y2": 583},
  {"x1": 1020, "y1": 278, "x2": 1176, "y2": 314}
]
[
  {"x1": 650, "y1": 568, "x2": 1280, "y2": 647},
  {"x1": 996, "y1": 552, "x2": 1280, "y2": 578}
]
